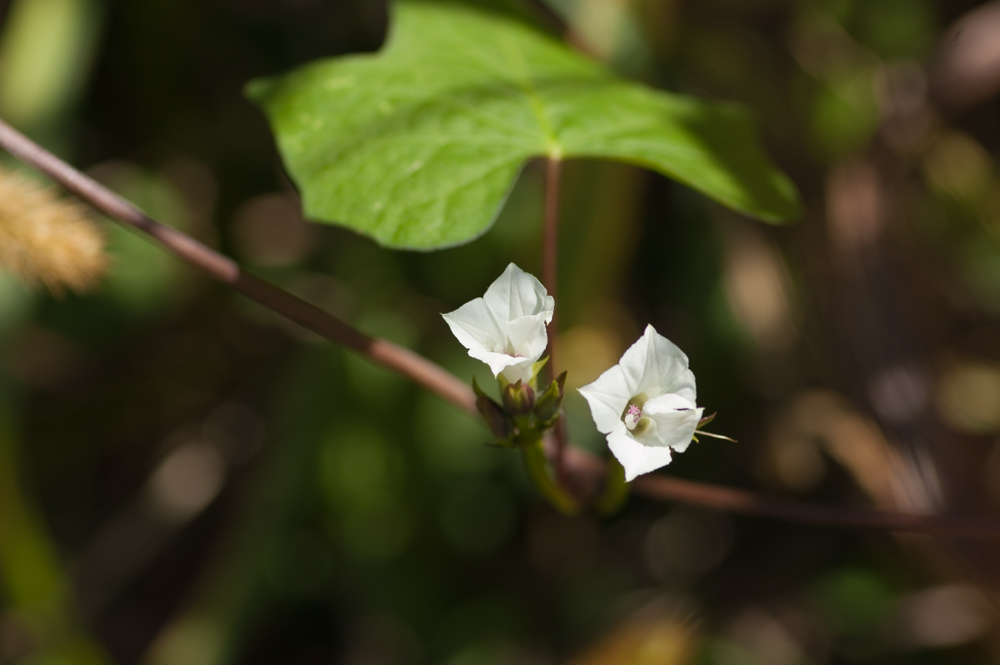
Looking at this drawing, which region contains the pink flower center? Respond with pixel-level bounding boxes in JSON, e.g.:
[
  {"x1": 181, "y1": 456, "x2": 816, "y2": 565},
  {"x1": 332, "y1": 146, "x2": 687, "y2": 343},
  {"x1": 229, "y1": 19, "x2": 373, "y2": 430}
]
[{"x1": 624, "y1": 404, "x2": 642, "y2": 431}]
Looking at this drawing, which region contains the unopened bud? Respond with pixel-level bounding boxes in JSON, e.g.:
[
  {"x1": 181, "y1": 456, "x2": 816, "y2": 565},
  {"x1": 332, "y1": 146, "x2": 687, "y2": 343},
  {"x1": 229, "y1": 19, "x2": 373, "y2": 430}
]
[
  {"x1": 534, "y1": 371, "x2": 566, "y2": 424},
  {"x1": 502, "y1": 380, "x2": 535, "y2": 415}
]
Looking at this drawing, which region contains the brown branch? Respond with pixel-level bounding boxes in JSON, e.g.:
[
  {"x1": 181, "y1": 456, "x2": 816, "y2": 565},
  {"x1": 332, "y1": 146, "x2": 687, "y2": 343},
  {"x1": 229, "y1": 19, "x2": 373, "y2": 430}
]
[
  {"x1": 633, "y1": 474, "x2": 1000, "y2": 540},
  {"x1": 0, "y1": 118, "x2": 476, "y2": 416},
  {"x1": 541, "y1": 156, "x2": 561, "y2": 367},
  {"x1": 4, "y1": 117, "x2": 1000, "y2": 541}
]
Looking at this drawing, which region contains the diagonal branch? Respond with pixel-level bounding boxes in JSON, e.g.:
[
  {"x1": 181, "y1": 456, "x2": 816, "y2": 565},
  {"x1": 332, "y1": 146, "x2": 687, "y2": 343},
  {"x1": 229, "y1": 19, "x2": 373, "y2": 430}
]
[
  {"x1": 0, "y1": 119, "x2": 476, "y2": 416},
  {"x1": 3, "y1": 116, "x2": 1000, "y2": 541}
]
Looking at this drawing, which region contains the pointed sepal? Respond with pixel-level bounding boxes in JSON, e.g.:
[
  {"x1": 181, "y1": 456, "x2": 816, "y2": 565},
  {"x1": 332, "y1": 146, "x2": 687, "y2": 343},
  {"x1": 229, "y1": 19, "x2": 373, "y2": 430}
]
[
  {"x1": 534, "y1": 371, "x2": 567, "y2": 426},
  {"x1": 473, "y1": 376, "x2": 514, "y2": 442}
]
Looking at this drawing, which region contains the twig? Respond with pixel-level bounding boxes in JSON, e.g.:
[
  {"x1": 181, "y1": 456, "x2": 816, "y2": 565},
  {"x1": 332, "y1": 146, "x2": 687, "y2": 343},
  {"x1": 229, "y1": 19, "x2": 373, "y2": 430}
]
[
  {"x1": 4, "y1": 117, "x2": 1000, "y2": 541},
  {"x1": 541, "y1": 155, "x2": 569, "y2": 486},
  {"x1": 0, "y1": 118, "x2": 476, "y2": 416},
  {"x1": 542, "y1": 156, "x2": 561, "y2": 370},
  {"x1": 632, "y1": 473, "x2": 1000, "y2": 540}
]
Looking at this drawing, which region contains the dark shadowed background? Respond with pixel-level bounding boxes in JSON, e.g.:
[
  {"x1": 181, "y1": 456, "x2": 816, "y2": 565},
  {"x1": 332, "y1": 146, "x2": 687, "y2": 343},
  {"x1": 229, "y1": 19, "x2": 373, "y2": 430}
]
[{"x1": 2, "y1": 0, "x2": 1000, "y2": 663}]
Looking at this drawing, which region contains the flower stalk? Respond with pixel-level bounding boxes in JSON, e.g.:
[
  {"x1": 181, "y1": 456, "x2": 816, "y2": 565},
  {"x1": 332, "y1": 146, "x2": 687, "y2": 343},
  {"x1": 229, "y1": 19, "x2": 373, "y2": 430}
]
[
  {"x1": 522, "y1": 438, "x2": 578, "y2": 515},
  {"x1": 594, "y1": 456, "x2": 629, "y2": 516}
]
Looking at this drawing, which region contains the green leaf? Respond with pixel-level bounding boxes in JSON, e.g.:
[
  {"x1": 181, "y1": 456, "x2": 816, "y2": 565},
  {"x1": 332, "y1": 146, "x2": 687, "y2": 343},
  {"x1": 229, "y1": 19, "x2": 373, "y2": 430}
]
[{"x1": 248, "y1": 0, "x2": 801, "y2": 250}]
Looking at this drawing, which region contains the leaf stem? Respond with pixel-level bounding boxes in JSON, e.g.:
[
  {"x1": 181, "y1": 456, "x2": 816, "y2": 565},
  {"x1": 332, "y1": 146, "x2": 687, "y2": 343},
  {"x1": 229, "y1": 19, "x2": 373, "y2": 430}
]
[
  {"x1": 522, "y1": 438, "x2": 578, "y2": 514},
  {"x1": 542, "y1": 155, "x2": 570, "y2": 488},
  {"x1": 5, "y1": 117, "x2": 1000, "y2": 541}
]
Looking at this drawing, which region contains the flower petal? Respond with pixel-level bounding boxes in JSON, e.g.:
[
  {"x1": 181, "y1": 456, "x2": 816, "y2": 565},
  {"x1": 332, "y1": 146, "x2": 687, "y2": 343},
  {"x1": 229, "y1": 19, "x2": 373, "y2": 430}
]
[
  {"x1": 442, "y1": 298, "x2": 504, "y2": 354},
  {"x1": 619, "y1": 325, "x2": 696, "y2": 402},
  {"x1": 467, "y1": 347, "x2": 531, "y2": 379},
  {"x1": 506, "y1": 312, "x2": 550, "y2": 362},
  {"x1": 607, "y1": 427, "x2": 675, "y2": 481},
  {"x1": 499, "y1": 359, "x2": 536, "y2": 385},
  {"x1": 483, "y1": 263, "x2": 554, "y2": 324},
  {"x1": 578, "y1": 364, "x2": 631, "y2": 434},
  {"x1": 640, "y1": 394, "x2": 702, "y2": 451}
]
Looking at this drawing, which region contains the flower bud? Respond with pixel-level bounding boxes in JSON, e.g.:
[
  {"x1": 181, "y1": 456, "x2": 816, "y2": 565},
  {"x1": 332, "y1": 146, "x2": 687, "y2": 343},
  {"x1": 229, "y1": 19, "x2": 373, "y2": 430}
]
[
  {"x1": 534, "y1": 371, "x2": 566, "y2": 425},
  {"x1": 501, "y1": 380, "x2": 536, "y2": 416}
]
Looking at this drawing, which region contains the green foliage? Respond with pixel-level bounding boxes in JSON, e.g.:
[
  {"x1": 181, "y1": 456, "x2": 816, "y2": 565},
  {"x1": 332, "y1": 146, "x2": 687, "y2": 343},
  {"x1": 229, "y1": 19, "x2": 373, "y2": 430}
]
[{"x1": 248, "y1": 0, "x2": 800, "y2": 250}]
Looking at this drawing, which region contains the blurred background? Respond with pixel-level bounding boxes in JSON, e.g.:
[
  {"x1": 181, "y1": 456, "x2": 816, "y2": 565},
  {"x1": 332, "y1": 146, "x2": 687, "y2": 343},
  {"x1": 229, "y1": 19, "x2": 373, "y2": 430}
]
[{"x1": 1, "y1": 0, "x2": 1000, "y2": 663}]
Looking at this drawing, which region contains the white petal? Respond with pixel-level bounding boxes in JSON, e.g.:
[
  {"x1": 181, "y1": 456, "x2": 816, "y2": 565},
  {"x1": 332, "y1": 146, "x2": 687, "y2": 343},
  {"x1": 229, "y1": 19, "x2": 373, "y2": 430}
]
[
  {"x1": 506, "y1": 312, "x2": 550, "y2": 362},
  {"x1": 468, "y1": 347, "x2": 530, "y2": 379},
  {"x1": 578, "y1": 364, "x2": 631, "y2": 434},
  {"x1": 619, "y1": 325, "x2": 696, "y2": 402},
  {"x1": 442, "y1": 298, "x2": 504, "y2": 355},
  {"x1": 607, "y1": 427, "x2": 674, "y2": 481},
  {"x1": 483, "y1": 263, "x2": 554, "y2": 324},
  {"x1": 668, "y1": 407, "x2": 704, "y2": 453},
  {"x1": 640, "y1": 394, "x2": 702, "y2": 451},
  {"x1": 499, "y1": 359, "x2": 535, "y2": 385}
]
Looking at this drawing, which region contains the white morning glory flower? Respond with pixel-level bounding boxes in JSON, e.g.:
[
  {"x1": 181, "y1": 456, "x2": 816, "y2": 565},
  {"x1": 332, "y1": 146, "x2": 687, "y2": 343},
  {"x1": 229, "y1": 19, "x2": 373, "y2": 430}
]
[
  {"x1": 442, "y1": 263, "x2": 554, "y2": 385},
  {"x1": 579, "y1": 325, "x2": 704, "y2": 481}
]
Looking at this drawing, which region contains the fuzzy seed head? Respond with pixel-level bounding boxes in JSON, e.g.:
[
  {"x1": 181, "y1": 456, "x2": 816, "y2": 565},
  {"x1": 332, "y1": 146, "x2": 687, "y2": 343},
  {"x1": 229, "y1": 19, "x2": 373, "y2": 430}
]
[{"x1": 0, "y1": 167, "x2": 108, "y2": 295}]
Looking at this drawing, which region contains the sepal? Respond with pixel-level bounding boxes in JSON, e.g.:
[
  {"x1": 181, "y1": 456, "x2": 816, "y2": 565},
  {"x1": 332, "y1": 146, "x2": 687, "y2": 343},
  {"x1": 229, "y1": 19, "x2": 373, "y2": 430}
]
[
  {"x1": 529, "y1": 356, "x2": 549, "y2": 385},
  {"x1": 473, "y1": 371, "x2": 567, "y2": 448},
  {"x1": 473, "y1": 377, "x2": 514, "y2": 443},
  {"x1": 534, "y1": 371, "x2": 567, "y2": 427}
]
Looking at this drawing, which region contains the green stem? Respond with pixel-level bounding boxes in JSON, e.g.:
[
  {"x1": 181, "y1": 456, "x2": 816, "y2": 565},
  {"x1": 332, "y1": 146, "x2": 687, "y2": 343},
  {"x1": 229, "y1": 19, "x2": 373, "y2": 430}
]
[
  {"x1": 522, "y1": 438, "x2": 578, "y2": 514},
  {"x1": 595, "y1": 455, "x2": 629, "y2": 516}
]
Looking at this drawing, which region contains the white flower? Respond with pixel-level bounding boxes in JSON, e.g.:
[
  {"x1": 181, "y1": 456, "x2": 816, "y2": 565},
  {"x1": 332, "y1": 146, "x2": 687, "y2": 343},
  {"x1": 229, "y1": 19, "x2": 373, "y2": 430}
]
[
  {"x1": 442, "y1": 263, "x2": 554, "y2": 385},
  {"x1": 579, "y1": 325, "x2": 704, "y2": 481}
]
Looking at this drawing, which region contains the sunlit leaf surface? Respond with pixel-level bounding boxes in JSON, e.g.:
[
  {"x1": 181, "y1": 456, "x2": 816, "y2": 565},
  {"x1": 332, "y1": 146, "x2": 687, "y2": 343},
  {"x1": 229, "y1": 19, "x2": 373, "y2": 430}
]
[{"x1": 248, "y1": 1, "x2": 801, "y2": 249}]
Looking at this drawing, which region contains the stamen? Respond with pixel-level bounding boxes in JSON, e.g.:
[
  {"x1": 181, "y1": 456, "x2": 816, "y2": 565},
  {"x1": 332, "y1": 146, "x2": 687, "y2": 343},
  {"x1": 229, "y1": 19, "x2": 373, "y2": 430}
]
[{"x1": 624, "y1": 404, "x2": 642, "y2": 431}]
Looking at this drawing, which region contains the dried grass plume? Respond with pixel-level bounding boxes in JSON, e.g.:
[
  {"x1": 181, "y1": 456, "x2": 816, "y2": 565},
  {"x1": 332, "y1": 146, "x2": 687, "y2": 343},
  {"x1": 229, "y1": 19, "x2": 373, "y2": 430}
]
[{"x1": 0, "y1": 166, "x2": 108, "y2": 295}]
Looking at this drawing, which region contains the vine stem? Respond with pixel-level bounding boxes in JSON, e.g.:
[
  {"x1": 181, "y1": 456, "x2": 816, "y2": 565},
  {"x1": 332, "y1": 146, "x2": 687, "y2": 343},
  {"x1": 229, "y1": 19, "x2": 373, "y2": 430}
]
[
  {"x1": 542, "y1": 155, "x2": 569, "y2": 487},
  {"x1": 4, "y1": 117, "x2": 1000, "y2": 541},
  {"x1": 0, "y1": 118, "x2": 476, "y2": 416}
]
